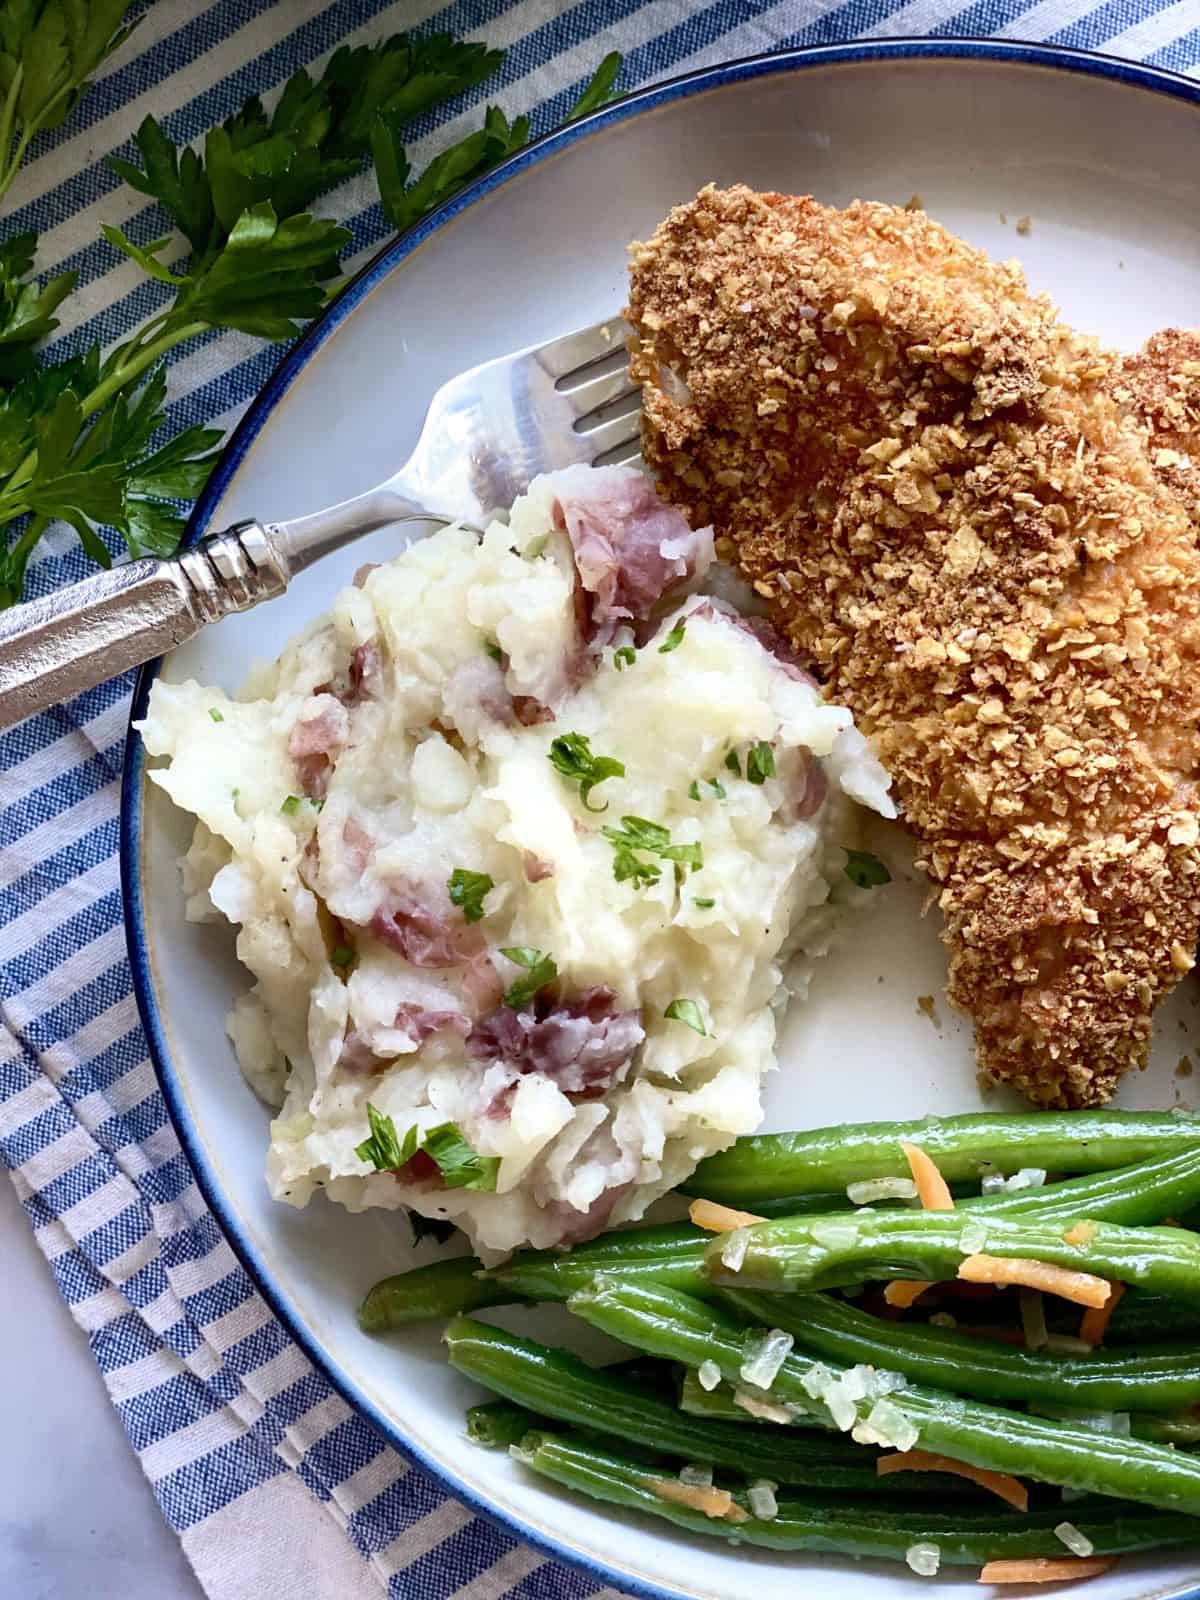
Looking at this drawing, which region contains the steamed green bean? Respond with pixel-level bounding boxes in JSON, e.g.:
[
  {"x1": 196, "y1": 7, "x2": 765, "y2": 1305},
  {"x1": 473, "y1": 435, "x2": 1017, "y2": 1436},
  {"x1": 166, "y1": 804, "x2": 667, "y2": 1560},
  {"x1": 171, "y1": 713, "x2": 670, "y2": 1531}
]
[
  {"x1": 568, "y1": 1278, "x2": 1200, "y2": 1513},
  {"x1": 725, "y1": 1290, "x2": 1200, "y2": 1411},
  {"x1": 515, "y1": 1430, "x2": 1197, "y2": 1562},
  {"x1": 685, "y1": 1111, "x2": 1200, "y2": 1206},
  {"x1": 705, "y1": 1210, "x2": 1200, "y2": 1302},
  {"x1": 445, "y1": 1314, "x2": 942, "y2": 1494}
]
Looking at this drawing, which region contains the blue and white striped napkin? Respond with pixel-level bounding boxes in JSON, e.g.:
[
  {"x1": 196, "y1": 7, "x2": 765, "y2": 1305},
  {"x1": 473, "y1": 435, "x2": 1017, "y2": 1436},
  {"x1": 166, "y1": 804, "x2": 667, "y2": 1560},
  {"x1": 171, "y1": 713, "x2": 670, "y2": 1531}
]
[{"x1": 2, "y1": 2, "x2": 1198, "y2": 1596}]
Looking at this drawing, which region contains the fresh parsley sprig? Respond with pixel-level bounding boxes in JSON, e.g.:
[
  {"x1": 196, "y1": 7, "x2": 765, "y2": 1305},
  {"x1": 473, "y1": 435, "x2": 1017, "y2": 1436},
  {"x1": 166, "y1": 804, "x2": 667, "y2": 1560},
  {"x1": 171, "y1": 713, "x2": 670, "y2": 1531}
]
[
  {"x1": 844, "y1": 849, "x2": 891, "y2": 889},
  {"x1": 0, "y1": 0, "x2": 140, "y2": 207},
  {"x1": 356, "y1": 1105, "x2": 499, "y2": 1190},
  {"x1": 602, "y1": 815, "x2": 703, "y2": 889},
  {"x1": 0, "y1": 234, "x2": 76, "y2": 382},
  {"x1": 664, "y1": 997, "x2": 708, "y2": 1036},
  {"x1": 548, "y1": 731, "x2": 625, "y2": 812},
  {"x1": 0, "y1": 30, "x2": 624, "y2": 606},
  {"x1": 448, "y1": 867, "x2": 494, "y2": 923},
  {"x1": 500, "y1": 946, "x2": 558, "y2": 1008}
]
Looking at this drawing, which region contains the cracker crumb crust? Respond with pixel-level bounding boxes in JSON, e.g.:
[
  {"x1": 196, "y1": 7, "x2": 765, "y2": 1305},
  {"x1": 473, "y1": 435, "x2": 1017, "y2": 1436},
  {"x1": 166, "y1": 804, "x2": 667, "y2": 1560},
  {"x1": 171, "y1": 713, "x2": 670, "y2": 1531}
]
[{"x1": 627, "y1": 184, "x2": 1200, "y2": 1107}]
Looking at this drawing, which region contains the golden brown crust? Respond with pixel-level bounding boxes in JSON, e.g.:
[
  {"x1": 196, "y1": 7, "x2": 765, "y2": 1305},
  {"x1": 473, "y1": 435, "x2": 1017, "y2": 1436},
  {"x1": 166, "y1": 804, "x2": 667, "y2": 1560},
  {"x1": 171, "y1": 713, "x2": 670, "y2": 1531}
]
[{"x1": 627, "y1": 185, "x2": 1200, "y2": 1107}]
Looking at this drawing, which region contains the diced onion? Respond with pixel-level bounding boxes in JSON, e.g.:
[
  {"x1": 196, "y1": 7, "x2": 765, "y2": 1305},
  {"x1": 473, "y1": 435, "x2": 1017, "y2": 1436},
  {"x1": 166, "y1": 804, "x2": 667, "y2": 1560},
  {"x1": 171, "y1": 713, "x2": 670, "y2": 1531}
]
[
  {"x1": 720, "y1": 1228, "x2": 750, "y2": 1271},
  {"x1": 698, "y1": 1360, "x2": 722, "y2": 1392},
  {"x1": 734, "y1": 1388, "x2": 793, "y2": 1424},
  {"x1": 1020, "y1": 1288, "x2": 1048, "y2": 1350},
  {"x1": 981, "y1": 1173, "x2": 1007, "y2": 1195},
  {"x1": 801, "y1": 1362, "x2": 834, "y2": 1400},
  {"x1": 1007, "y1": 1167, "x2": 1047, "y2": 1192},
  {"x1": 960, "y1": 1219, "x2": 989, "y2": 1253},
  {"x1": 1055, "y1": 1522, "x2": 1096, "y2": 1558},
  {"x1": 739, "y1": 1328, "x2": 794, "y2": 1391},
  {"x1": 846, "y1": 1177, "x2": 919, "y2": 1205},
  {"x1": 853, "y1": 1397, "x2": 920, "y2": 1452},
  {"x1": 679, "y1": 1463, "x2": 714, "y2": 1488},
  {"x1": 810, "y1": 1218, "x2": 859, "y2": 1250},
  {"x1": 928, "y1": 1311, "x2": 957, "y2": 1329},
  {"x1": 747, "y1": 1479, "x2": 778, "y2": 1520},
  {"x1": 905, "y1": 1542, "x2": 941, "y2": 1576}
]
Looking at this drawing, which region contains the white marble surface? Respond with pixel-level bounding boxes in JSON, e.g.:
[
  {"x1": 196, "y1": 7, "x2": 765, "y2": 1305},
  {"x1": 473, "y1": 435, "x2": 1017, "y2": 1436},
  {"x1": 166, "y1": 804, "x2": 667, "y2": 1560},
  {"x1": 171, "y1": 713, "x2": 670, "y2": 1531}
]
[{"x1": 0, "y1": 1174, "x2": 204, "y2": 1600}]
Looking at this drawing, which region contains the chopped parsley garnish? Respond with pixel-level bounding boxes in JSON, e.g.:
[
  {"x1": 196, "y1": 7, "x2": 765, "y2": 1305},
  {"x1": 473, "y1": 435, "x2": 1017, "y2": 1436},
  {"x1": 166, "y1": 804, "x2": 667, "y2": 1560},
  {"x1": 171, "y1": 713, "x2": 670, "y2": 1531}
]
[
  {"x1": 724, "y1": 749, "x2": 742, "y2": 776},
  {"x1": 658, "y1": 620, "x2": 686, "y2": 654},
  {"x1": 844, "y1": 849, "x2": 891, "y2": 889},
  {"x1": 208, "y1": 708, "x2": 224, "y2": 723},
  {"x1": 688, "y1": 777, "x2": 727, "y2": 802},
  {"x1": 602, "y1": 815, "x2": 703, "y2": 889},
  {"x1": 280, "y1": 794, "x2": 303, "y2": 815},
  {"x1": 484, "y1": 639, "x2": 503, "y2": 662},
  {"x1": 331, "y1": 944, "x2": 355, "y2": 968},
  {"x1": 746, "y1": 742, "x2": 776, "y2": 785},
  {"x1": 500, "y1": 946, "x2": 558, "y2": 1008},
  {"x1": 422, "y1": 1124, "x2": 501, "y2": 1190},
  {"x1": 614, "y1": 645, "x2": 636, "y2": 671},
  {"x1": 548, "y1": 731, "x2": 625, "y2": 812},
  {"x1": 356, "y1": 1104, "x2": 411, "y2": 1171},
  {"x1": 448, "y1": 868, "x2": 494, "y2": 923},
  {"x1": 356, "y1": 1106, "x2": 499, "y2": 1190},
  {"x1": 693, "y1": 897, "x2": 716, "y2": 909},
  {"x1": 665, "y1": 998, "x2": 708, "y2": 1036}
]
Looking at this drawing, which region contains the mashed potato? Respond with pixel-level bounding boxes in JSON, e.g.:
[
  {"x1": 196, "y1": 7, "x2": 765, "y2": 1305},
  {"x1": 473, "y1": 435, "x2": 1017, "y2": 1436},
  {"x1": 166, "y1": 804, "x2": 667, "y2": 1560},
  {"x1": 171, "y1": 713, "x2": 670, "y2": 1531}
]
[{"x1": 140, "y1": 466, "x2": 893, "y2": 1258}]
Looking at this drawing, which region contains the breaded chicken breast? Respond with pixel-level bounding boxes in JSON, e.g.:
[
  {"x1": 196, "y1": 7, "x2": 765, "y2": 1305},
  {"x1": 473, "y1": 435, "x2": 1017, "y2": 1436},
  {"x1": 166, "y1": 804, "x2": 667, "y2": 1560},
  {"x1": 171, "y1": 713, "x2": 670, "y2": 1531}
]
[{"x1": 627, "y1": 184, "x2": 1200, "y2": 1107}]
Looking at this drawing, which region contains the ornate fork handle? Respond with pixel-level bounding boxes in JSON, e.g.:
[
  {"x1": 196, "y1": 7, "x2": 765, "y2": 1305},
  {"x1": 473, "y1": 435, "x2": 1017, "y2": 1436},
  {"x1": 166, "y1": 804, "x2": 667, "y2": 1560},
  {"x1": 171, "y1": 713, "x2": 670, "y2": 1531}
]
[
  {"x1": 0, "y1": 521, "x2": 288, "y2": 731},
  {"x1": 0, "y1": 484, "x2": 430, "y2": 731}
]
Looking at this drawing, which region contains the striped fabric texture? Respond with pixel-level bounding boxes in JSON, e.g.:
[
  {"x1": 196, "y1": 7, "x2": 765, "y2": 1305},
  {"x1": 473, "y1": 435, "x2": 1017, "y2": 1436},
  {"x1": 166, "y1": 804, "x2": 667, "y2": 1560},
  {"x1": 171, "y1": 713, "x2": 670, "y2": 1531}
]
[{"x1": 2, "y1": 2, "x2": 1199, "y2": 1596}]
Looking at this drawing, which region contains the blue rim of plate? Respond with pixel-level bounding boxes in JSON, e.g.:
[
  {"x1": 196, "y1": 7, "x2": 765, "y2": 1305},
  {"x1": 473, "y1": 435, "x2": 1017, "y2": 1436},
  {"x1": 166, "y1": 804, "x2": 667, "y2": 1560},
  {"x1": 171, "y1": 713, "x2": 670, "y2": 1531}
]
[{"x1": 121, "y1": 37, "x2": 1200, "y2": 1600}]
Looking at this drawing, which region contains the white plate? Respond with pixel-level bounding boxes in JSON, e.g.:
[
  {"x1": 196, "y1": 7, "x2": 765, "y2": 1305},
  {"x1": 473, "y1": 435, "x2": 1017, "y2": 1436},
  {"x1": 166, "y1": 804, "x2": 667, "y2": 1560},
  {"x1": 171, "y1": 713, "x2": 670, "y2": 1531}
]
[{"x1": 123, "y1": 41, "x2": 1200, "y2": 1600}]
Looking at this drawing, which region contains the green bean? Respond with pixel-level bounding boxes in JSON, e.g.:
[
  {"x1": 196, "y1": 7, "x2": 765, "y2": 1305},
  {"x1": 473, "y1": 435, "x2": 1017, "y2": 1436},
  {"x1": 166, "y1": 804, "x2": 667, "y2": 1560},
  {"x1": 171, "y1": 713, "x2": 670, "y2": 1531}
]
[
  {"x1": 468, "y1": 1400, "x2": 539, "y2": 1449},
  {"x1": 1028, "y1": 1401, "x2": 1200, "y2": 1448},
  {"x1": 358, "y1": 1149, "x2": 1200, "y2": 1332},
  {"x1": 722, "y1": 1291, "x2": 1200, "y2": 1412},
  {"x1": 678, "y1": 1368, "x2": 768, "y2": 1422},
  {"x1": 706, "y1": 1209, "x2": 1200, "y2": 1301},
  {"x1": 357, "y1": 1256, "x2": 509, "y2": 1331},
  {"x1": 486, "y1": 1222, "x2": 711, "y2": 1304},
  {"x1": 1091, "y1": 1289, "x2": 1200, "y2": 1347},
  {"x1": 974, "y1": 1148, "x2": 1200, "y2": 1226},
  {"x1": 444, "y1": 1315, "x2": 934, "y2": 1493},
  {"x1": 515, "y1": 1430, "x2": 1197, "y2": 1562},
  {"x1": 685, "y1": 1110, "x2": 1200, "y2": 1206},
  {"x1": 1133, "y1": 1413, "x2": 1200, "y2": 1447},
  {"x1": 568, "y1": 1278, "x2": 1200, "y2": 1513}
]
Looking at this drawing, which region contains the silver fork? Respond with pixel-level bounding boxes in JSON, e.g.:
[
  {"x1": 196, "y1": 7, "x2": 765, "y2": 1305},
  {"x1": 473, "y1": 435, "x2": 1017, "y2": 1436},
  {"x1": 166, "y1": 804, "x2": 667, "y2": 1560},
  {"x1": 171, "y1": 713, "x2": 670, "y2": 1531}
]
[{"x1": 0, "y1": 316, "x2": 639, "y2": 731}]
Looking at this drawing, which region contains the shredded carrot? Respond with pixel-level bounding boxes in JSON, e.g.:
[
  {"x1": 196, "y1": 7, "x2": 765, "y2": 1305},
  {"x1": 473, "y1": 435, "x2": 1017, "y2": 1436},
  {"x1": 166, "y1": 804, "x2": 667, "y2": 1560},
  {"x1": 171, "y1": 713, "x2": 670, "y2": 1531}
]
[
  {"x1": 1079, "y1": 1280, "x2": 1126, "y2": 1347},
  {"x1": 901, "y1": 1142, "x2": 955, "y2": 1210},
  {"x1": 1062, "y1": 1221, "x2": 1097, "y2": 1247},
  {"x1": 883, "y1": 1279, "x2": 932, "y2": 1308},
  {"x1": 884, "y1": 1143, "x2": 954, "y2": 1306},
  {"x1": 647, "y1": 1478, "x2": 747, "y2": 1522},
  {"x1": 687, "y1": 1198, "x2": 766, "y2": 1233},
  {"x1": 958, "y1": 1254, "x2": 1113, "y2": 1310},
  {"x1": 978, "y1": 1556, "x2": 1117, "y2": 1585},
  {"x1": 877, "y1": 1449, "x2": 1028, "y2": 1511}
]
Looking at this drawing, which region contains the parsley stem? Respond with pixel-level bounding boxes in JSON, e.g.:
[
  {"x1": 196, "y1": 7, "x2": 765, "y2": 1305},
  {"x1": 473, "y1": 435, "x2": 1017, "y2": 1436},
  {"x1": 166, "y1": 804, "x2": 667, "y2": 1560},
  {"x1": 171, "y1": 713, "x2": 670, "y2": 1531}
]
[
  {"x1": 5, "y1": 513, "x2": 48, "y2": 578},
  {"x1": 0, "y1": 66, "x2": 25, "y2": 205},
  {"x1": 0, "y1": 318, "x2": 211, "y2": 548},
  {"x1": 80, "y1": 320, "x2": 209, "y2": 422}
]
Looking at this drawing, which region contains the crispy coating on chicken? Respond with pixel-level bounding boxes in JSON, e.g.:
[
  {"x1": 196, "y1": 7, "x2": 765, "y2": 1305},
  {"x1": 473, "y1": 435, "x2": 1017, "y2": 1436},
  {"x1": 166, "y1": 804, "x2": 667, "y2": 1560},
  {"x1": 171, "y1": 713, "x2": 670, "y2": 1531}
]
[
  {"x1": 627, "y1": 185, "x2": 1200, "y2": 1107},
  {"x1": 1113, "y1": 330, "x2": 1200, "y2": 527}
]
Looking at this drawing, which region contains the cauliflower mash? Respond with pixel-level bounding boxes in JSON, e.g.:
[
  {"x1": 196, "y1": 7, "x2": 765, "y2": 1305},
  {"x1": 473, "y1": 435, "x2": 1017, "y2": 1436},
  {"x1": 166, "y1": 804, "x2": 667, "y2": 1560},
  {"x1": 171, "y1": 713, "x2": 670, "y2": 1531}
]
[{"x1": 139, "y1": 465, "x2": 894, "y2": 1257}]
